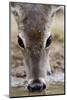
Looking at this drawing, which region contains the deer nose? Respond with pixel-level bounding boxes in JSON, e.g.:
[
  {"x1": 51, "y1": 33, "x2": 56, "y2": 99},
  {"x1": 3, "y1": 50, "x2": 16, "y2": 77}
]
[{"x1": 27, "y1": 79, "x2": 46, "y2": 92}]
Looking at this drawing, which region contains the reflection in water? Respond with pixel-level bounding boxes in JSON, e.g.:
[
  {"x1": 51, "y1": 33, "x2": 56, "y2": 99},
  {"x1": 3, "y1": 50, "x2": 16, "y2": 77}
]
[{"x1": 10, "y1": 73, "x2": 64, "y2": 97}]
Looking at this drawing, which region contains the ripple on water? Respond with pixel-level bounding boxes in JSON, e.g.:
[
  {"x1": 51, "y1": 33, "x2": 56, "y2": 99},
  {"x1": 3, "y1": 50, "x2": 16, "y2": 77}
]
[
  {"x1": 47, "y1": 73, "x2": 64, "y2": 83},
  {"x1": 11, "y1": 73, "x2": 64, "y2": 87},
  {"x1": 10, "y1": 73, "x2": 64, "y2": 97}
]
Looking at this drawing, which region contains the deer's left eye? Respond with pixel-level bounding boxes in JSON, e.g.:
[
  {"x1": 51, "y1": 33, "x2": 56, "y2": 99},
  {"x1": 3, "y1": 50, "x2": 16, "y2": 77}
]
[
  {"x1": 17, "y1": 35, "x2": 25, "y2": 48},
  {"x1": 46, "y1": 35, "x2": 52, "y2": 48}
]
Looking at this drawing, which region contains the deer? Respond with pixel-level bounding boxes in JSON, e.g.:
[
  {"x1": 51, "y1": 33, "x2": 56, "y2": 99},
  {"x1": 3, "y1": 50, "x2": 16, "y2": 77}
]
[{"x1": 10, "y1": 2, "x2": 63, "y2": 92}]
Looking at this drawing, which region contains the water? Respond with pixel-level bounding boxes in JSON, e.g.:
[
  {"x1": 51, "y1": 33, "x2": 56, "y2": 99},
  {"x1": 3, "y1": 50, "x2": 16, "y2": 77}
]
[
  {"x1": 10, "y1": 72, "x2": 64, "y2": 97},
  {"x1": 47, "y1": 73, "x2": 64, "y2": 82},
  {"x1": 11, "y1": 72, "x2": 64, "y2": 87}
]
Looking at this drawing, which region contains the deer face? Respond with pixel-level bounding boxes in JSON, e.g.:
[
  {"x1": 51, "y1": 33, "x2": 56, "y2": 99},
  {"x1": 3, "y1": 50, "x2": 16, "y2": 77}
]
[{"x1": 11, "y1": 2, "x2": 62, "y2": 91}]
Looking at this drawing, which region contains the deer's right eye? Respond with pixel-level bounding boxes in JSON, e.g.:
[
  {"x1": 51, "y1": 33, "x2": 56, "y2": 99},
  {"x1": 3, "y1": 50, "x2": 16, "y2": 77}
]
[{"x1": 17, "y1": 35, "x2": 25, "y2": 48}]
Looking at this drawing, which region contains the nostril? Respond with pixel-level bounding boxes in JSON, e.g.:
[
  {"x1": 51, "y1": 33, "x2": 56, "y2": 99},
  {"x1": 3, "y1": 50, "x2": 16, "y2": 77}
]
[
  {"x1": 27, "y1": 83, "x2": 43, "y2": 92},
  {"x1": 27, "y1": 84, "x2": 31, "y2": 91},
  {"x1": 43, "y1": 83, "x2": 46, "y2": 89},
  {"x1": 27, "y1": 80, "x2": 46, "y2": 92}
]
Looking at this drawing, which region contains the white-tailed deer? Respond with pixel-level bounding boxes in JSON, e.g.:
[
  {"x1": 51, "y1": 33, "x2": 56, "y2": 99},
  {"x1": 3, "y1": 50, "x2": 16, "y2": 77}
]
[{"x1": 10, "y1": 2, "x2": 63, "y2": 91}]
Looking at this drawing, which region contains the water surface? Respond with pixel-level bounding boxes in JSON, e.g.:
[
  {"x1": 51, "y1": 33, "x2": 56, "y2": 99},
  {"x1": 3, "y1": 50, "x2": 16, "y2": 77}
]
[{"x1": 10, "y1": 73, "x2": 65, "y2": 97}]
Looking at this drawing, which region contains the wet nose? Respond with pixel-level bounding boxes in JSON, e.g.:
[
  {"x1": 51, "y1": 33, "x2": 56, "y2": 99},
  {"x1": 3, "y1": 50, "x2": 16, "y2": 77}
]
[{"x1": 27, "y1": 79, "x2": 46, "y2": 92}]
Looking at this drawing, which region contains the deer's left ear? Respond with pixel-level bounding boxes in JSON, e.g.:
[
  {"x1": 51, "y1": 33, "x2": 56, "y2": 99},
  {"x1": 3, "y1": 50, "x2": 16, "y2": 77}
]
[{"x1": 51, "y1": 5, "x2": 64, "y2": 17}]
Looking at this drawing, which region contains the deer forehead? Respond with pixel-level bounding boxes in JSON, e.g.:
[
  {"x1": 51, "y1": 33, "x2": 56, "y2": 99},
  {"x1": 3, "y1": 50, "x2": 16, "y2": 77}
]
[{"x1": 18, "y1": 31, "x2": 51, "y2": 48}]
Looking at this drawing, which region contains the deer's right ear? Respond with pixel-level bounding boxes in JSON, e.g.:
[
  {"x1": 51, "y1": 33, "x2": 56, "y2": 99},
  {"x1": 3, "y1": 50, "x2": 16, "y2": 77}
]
[
  {"x1": 10, "y1": 2, "x2": 16, "y2": 7},
  {"x1": 10, "y1": 2, "x2": 16, "y2": 14},
  {"x1": 10, "y1": 2, "x2": 18, "y2": 8},
  {"x1": 10, "y1": 2, "x2": 19, "y2": 17}
]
